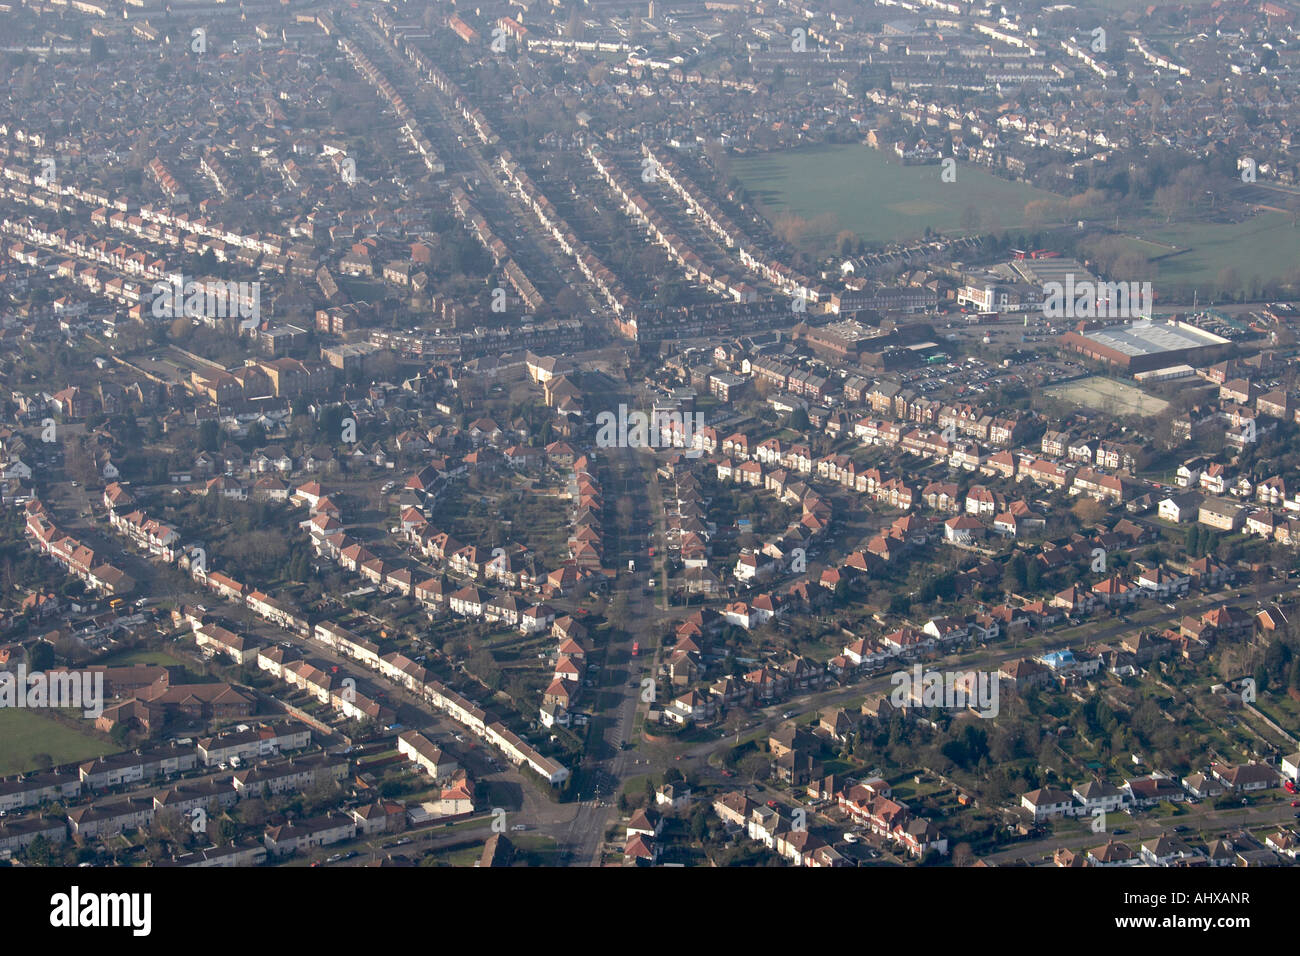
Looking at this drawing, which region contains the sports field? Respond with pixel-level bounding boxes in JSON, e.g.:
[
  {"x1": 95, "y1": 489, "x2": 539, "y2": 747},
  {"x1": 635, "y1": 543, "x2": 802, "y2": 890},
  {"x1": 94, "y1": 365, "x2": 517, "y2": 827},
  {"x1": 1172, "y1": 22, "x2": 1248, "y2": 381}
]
[
  {"x1": 732, "y1": 144, "x2": 1059, "y2": 250},
  {"x1": 1114, "y1": 212, "x2": 1299, "y2": 289},
  {"x1": 1044, "y1": 376, "x2": 1169, "y2": 418},
  {"x1": 0, "y1": 708, "x2": 115, "y2": 776}
]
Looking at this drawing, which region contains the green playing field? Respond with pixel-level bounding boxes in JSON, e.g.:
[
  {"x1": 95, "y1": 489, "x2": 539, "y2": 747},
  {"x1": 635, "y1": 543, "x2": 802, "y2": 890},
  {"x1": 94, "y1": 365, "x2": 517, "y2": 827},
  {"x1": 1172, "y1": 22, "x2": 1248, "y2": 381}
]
[{"x1": 732, "y1": 143, "x2": 1059, "y2": 251}]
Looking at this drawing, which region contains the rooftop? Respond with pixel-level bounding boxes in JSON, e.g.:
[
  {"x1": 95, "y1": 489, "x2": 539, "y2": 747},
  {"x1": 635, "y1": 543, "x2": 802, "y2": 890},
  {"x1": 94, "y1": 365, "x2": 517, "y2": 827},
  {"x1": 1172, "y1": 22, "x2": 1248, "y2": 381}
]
[{"x1": 1075, "y1": 320, "x2": 1229, "y2": 357}]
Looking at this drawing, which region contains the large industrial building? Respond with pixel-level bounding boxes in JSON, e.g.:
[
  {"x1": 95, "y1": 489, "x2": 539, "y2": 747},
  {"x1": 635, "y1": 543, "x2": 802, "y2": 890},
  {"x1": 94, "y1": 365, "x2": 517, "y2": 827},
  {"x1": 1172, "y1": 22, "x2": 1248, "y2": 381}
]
[{"x1": 1059, "y1": 319, "x2": 1233, "y2": 373}]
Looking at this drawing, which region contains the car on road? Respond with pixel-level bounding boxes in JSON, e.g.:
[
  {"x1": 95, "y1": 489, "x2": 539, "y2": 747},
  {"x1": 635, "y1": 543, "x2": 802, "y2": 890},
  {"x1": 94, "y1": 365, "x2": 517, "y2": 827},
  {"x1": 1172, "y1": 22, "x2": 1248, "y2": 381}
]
[
  {"x1": 781, "y1": 711, "x2": 797, "y2": 720},
  {"x1": 326, "y1": 854, "x2": 343, "y2": 863},
  {"x1": 512, "y1": 824, "x2": 528, "y2": 831},
  {"x1": 765, "y1": 800, "x2": 779, "y2": 808}
]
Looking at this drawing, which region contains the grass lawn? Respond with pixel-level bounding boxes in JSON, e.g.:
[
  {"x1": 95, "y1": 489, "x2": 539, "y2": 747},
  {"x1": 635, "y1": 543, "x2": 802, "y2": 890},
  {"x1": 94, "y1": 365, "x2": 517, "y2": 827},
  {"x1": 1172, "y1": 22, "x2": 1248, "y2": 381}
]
[
  {"x1": 0, "y1": 708, "x2": 118, "y2": 776},
  {"x1": 443, "y1": 844, "x2": 485, "y2": 866},
  {"x1": 732, "y1": 143, "x2": 1059, "y2": 252},
  {"x1": 99, "y1": 647, "x2": 191, "y2": 668},
  {"x1": 1113, "y1": 211, "x2": 1300, "y2": 292},
  {"x1": 621, "y1": 773, "x2": 654, "y2": 797},
  {"x1": 512, "y1": 833, "x2": 561, "y2": 865}
]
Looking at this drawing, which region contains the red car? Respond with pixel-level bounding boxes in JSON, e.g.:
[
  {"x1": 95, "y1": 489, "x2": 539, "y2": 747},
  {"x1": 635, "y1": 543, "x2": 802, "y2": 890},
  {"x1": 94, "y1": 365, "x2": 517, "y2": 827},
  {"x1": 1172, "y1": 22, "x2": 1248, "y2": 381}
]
[
  {"x1": 766, "y1": 800, "x2": 779, "y2": 808},
  {"x1": 1291, "y1": 800, "x2": 1299, "y2": 807}
]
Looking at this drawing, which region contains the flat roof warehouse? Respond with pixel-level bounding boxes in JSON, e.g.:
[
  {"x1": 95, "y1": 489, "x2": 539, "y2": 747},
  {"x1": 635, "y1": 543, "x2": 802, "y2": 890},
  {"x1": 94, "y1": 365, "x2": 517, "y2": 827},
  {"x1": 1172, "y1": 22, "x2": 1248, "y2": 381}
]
[
  {"x1": 1081, "y1": 321, "x2": 1228, "y2": 357},
  {"x1": 1060, "y1": 319, "x2": 1233, "y2": 373}
]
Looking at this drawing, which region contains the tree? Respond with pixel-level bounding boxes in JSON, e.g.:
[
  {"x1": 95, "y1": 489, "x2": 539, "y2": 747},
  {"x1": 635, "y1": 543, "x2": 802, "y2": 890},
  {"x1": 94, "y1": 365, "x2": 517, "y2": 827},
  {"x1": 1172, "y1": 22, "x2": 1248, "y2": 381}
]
[
  {"x1": 211, "y1": 816, "x2": 237, "y2": 845},
  {"x1": 239, "y1": 798, "x2": 268, "y2": 828},
  {"x1": 690, "y1": 810, "x2": 709, "y2": 842},
  {"x1": 739, "y1": 751, "x2": 770, "y2": 784},
  {"x1": 1003, "y1": 553, "x2": 1028, "y2": 593},
  {"x1": 198, "y1": 419, "x2": 221, "y2": 452},
  {"x1": 1072, "y1": 497, "x2": 1107, "y2": 526},
  {"x1": 25, "y1": 834, "x2": 55, "y2": 866},
  {"x1": 27, "y1": 641, "x2": 54, "y2": 671}
]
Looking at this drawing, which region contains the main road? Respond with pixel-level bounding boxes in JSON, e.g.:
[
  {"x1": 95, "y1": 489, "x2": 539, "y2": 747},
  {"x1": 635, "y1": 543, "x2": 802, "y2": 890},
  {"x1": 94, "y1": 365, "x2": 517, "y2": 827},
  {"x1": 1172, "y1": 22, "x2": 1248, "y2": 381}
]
[{"x1": 552, "y1": 440, "x2": 665, "y2": 864}]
